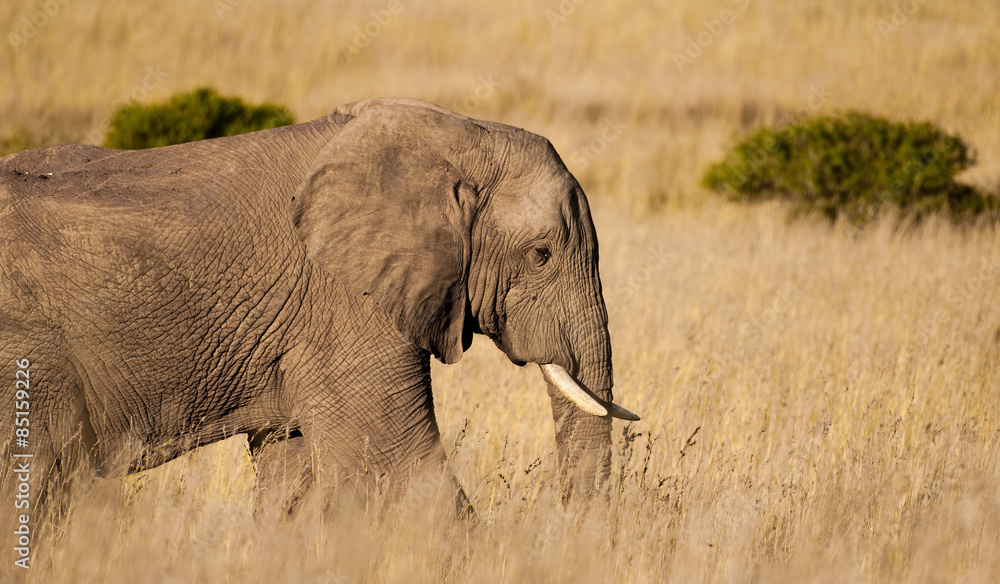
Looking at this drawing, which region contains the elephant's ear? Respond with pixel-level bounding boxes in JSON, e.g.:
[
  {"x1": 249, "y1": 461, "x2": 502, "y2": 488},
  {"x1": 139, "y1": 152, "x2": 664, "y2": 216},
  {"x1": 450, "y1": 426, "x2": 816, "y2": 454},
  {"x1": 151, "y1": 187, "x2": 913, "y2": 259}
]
[{"x1": 292, "y1": 107, "x2": 476, "y2": 364}]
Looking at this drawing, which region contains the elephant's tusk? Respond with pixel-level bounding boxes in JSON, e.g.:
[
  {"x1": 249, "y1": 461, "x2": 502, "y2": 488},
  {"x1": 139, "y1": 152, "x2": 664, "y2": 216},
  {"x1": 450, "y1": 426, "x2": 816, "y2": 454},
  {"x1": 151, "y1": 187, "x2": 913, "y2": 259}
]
[
  {"x1": 539, "y1": 364, "x2": 642, "y2": 421},
  {"x1": 607, "y1": 402, "x2": 641, "y2": 421},
  {"x1": 540, "y1": 364, "x2": 608, "y2": 416}
]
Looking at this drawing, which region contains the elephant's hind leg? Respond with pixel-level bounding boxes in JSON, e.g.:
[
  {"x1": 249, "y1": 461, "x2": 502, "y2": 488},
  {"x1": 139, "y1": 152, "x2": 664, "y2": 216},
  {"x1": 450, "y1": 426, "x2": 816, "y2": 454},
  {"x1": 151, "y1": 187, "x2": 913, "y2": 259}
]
[{"x1": 0, "y1": 325, "x2": 97, "y2": 530}]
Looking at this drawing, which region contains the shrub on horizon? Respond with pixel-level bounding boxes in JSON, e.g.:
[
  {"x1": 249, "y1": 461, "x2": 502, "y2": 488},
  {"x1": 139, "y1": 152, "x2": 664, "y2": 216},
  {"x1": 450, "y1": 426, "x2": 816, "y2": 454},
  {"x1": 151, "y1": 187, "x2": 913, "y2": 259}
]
[
  {"x1": 104, "y1": 87, "x2": 294, "y2": 149},
  {"x1": 702, "y1": 111, "x2": 997, "y2": 225}
]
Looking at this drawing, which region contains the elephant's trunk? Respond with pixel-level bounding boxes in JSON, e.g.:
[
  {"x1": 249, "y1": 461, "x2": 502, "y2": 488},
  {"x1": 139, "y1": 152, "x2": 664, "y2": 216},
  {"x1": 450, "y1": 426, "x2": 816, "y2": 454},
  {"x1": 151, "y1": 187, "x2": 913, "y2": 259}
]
[{"x1": 543, "y1": 309, "x2": 619, "y2": 494}]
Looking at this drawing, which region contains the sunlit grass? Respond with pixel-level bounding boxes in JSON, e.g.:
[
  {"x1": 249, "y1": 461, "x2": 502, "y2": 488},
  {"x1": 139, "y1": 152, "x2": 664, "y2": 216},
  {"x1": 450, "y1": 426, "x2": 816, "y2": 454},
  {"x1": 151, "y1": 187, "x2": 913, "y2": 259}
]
[{"x1": 11, "y1": 203, "x2": 998, "y2": 583}]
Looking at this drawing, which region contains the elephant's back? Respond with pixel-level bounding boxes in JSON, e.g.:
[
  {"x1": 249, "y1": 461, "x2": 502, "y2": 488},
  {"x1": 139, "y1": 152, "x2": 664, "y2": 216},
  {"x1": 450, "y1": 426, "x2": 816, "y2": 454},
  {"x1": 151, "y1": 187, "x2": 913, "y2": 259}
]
[
  {"x1": 1, "y1": 144, "x2": 114, "y2": 204},
  {"x1": 0, "y1": 142, "x2": 209, "y2": 213},
  {"x1": 1, "y1": 144, "x2": 119, "y2": 174}
]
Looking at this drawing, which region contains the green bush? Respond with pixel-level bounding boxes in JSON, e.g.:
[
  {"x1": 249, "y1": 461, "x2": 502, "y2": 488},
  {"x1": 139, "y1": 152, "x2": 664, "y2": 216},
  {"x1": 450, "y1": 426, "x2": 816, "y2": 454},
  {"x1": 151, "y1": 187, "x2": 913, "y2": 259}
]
[
  {"x1": 104, "y1": 87, "x2": 294, "y2": 149},
  {"x1": 702, "y1": 111, "x2": 996, "y2": 224}
]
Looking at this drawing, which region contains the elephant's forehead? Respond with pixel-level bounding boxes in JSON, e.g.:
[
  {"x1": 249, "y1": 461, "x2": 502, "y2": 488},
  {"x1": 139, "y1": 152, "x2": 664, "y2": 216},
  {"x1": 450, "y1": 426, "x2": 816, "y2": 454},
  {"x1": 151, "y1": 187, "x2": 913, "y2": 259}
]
[{"x1": 491, "y1": 173, "x2": 571, "y2": 235}]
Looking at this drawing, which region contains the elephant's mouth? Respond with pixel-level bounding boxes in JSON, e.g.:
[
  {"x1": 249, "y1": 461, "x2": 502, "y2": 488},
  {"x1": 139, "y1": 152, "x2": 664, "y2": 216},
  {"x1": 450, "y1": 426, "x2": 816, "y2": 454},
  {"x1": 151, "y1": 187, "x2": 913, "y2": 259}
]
[{"x1": 539, "y1": 364, "x2": 640, "y2": 421}]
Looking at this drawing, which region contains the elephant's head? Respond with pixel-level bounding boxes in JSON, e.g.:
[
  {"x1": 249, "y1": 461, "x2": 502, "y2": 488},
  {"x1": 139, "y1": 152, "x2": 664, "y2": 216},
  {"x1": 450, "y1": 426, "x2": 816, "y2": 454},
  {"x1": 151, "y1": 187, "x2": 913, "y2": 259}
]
[{"x1": 293, "y1": 98, "x2": 638, "y2": 491}]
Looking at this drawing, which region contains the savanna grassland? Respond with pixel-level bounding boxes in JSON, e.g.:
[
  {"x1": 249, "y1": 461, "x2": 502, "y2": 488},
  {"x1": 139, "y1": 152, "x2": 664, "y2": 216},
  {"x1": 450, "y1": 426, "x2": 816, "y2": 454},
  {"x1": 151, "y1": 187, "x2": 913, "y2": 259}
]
[{"x1": 2, "y1": 1, "x2": 1000, "y2": 582}]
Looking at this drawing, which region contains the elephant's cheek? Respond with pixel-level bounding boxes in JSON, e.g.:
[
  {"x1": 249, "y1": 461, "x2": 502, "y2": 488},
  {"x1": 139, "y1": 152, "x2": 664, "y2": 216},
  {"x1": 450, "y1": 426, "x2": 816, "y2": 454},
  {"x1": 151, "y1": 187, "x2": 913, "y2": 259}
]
[{"x1": 499, "y1": 292, "x2": 563, "y2": 365}]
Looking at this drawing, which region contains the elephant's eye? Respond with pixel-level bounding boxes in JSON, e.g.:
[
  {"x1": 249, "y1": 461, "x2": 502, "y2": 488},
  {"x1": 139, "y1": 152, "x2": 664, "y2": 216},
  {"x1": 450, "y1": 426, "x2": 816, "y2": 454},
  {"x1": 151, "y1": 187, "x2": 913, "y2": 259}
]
[{"x1": 530, "y1": 246, "x2": 551, "y2": 268}]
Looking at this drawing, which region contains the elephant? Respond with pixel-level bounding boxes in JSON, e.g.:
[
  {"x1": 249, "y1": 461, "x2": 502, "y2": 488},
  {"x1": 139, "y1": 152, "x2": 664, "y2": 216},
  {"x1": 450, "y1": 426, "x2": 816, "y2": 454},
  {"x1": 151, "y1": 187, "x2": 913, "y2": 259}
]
[{"x1": 0, "y1": 97, "x2": 638, "y2": 526}]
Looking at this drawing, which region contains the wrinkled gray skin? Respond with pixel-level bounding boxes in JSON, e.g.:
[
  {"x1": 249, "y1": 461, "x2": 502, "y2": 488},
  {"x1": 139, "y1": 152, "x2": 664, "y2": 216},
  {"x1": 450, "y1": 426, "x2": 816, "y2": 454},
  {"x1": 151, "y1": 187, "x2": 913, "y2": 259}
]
[{"x1": 0, "y1": 98, "x2": 626, "y2": 519}]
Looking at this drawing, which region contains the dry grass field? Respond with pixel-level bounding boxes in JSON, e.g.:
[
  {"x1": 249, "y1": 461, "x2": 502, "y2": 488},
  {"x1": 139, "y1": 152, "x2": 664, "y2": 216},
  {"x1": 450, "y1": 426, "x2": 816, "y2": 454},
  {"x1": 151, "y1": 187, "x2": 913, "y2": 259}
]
[{"x1": 3, "y1": 0, "x2": 1000, "y2": 582}]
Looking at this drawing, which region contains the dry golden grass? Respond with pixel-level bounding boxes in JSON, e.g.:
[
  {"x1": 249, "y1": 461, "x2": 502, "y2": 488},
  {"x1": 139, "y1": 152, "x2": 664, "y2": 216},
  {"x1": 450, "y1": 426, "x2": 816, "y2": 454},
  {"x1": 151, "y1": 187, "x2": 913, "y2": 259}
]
[{"x1": 3, "y1": 0, "x2": 1000, "y2": 581}]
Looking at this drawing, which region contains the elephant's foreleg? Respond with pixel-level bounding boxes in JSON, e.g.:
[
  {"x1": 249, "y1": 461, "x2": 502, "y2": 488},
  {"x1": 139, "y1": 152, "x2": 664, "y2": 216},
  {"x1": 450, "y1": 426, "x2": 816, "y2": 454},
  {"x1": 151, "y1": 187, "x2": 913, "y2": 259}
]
[
  {"x1": 389, "y1": 443, "x2": 474, "y2": 520},
  {"x1": 251, "y1": 432, "x2": 474, "y2": 519},
  {"x1": 276, "y1": 317, "x2": 473, "y2": 517},
  {"x1": 249, "y1": 429, "x2": 313, "y2": 514}
]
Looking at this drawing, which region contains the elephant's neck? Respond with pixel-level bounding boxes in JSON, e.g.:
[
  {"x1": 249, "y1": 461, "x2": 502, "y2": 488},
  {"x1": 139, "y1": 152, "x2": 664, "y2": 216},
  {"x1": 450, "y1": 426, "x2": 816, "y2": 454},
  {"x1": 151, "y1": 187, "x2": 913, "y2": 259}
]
[{"x1": 239, "y1": 115, "x2": 350, "y2": 207}]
